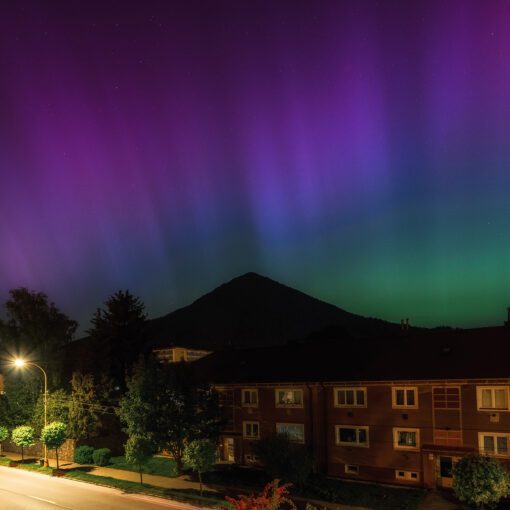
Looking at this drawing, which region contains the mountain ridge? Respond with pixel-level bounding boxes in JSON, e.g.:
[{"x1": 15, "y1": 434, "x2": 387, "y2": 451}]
[{"x1": 146, "y1": 272, "x2": 408, "y2": 350}]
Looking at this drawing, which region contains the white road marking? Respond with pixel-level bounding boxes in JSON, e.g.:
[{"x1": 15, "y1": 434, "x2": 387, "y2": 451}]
[{"x1": 29, "y1": 495, "x2": 58, "y2": 504}]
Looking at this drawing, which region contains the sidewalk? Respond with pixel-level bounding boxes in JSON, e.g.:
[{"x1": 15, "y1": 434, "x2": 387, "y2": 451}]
[{"x1": 3, "y1": 451, "x2": 211, "y2": 492}]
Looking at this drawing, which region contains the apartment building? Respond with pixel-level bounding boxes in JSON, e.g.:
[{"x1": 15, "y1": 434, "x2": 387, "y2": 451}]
[
  {"x1": 196, "y1": 325, "x2": 510, "y2": 489},
  {"x1": 153, "y1": 346, "x2": 211, "y2": 363}
]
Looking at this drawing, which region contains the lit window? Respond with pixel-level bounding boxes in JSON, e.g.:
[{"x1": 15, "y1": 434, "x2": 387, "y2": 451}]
[
  {"x1": 335, "y1": 388, "x2": 367, "y2": 407},
  {"x1": 479, "y1": 432, "x2": 510, "y2": 456},
  {"x1": 276, "y1": 423, "x2": 305, "y2": 443},
  {"x1": 243, "y1": 421, "x2": 260, "y2": 439},
  {"x1": 477, "y1": 387, "x2": 509, "y2": 411},
  {"x1": 242, "y1": 389, "x2": 259, "y2": 407},
  {"x1": 392, "y1": 387, "x2": 418, "y2": 408},
  {"x1": 275, "y1": 389, "x2": 303, "y2": 407},
  {"x1": 336, "y1": 426, "x2": 369, "y2": 447},
  {"x1": 393, "y1": 428, "x2": 420, "y2": 450}
]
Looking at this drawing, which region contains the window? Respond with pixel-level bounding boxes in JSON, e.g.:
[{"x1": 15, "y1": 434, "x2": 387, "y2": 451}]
[
  {"x1": 395, "y1": 470, "x2": 420, "y2": 481},
  {"x1": 335, "y1": 388, "x2": 367, "y2": 407},
  {"x1": 477, "y1": 387, "x2": 509, "y2": 411},
  {"x1": 242, "y1": 389, "x2": 259, "y2": 407},
  {"x1": 345, "y1": 465, "x2": 359, "y2": 475},
  {"x1": 335, "y1": 426, "x2": 369, "y2": 447},
  {"x1": 392, "y1": 387, "x2": 418, "y2": 409},
  {"x1": 433, "y1": 386, "x2": 460, "y2": 409},
  {"x1": 393, "y1": 428, "x2": 420, "y2": 450},
  {"x1": 275, "y1": 389, "x2": 303, "y2": 407},
  {"x1": 479, "y1": 432, "x2": 510, "y2": 456},
  {"x1": 244, "y1": 454, "x2": 260, "y2": 464},
  {"x1": 276, "y1": 423, "x2": 305, "y2": 443},
  {"x1": 243, "y1": 421, "x2": 260, "y2": 439}
]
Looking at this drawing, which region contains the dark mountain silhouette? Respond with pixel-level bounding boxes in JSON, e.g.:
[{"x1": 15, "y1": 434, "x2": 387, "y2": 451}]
[{"x1": 146, "y1": 272, "x2": 408, "y2": 350}]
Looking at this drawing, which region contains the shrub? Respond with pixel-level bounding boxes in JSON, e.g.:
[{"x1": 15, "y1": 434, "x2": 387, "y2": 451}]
[
  {"x1": 74, "y1": 445, "x2": 95, "y2": 464},
  {"x1": 255, "y1": 433, "x2": 314, "y2": 485},
  {"x1": 453, "y1": 454, "x2": 510, "y2": 508},
  {"x1": 92, "y1": 448, "x2": 112, "y2": 466},
  {"x1": 222, "y1": 480, "x2": 296, "y2": 510}
]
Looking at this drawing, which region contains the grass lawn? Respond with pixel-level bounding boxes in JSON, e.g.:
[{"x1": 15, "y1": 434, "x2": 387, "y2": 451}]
[
  {"x1": 203, "y1": 465, "x2": 271, "y2": 488},
  {"x1": 108, "y1": 455, "x2": 180, "y2": 477},
  {"x1": 204, "y1": 467, "x2": 425, "y2": 510},
  {"x1": 0, "y1": 456, "x2": 56, "y2": 475},
  {"x1": 297, "y1": 475, "x2": 426, "y2": 510}
]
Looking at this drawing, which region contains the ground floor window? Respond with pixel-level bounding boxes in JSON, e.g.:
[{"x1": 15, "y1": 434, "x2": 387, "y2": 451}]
[
  {"x1": 244, "y1": 454, "x2": 260, "y2": 464},
  {"x1": 345, "y1": 464, "x2": 359, "y2": 474},
  {"x1": 395, "y1": 470, "x2": 419, "y2": 481}
]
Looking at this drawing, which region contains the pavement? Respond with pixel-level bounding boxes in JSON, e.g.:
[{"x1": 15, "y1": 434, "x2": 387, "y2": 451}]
[
  {"x1": 0, "y1": 464, "x2": 204, "y2": 510},
  {"x1": 4, "y1": 451, "x2": 214, "y2": 493}
]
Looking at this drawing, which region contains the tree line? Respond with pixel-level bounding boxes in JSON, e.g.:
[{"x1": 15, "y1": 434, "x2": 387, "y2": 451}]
[{"x1": 0, "y1": 288, "x2": 222, "y2": 481}]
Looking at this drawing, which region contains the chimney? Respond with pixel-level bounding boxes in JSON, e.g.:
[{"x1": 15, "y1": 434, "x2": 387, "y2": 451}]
[{"x1": 505, "y1": 307, "x2": 510, "y2": 327}]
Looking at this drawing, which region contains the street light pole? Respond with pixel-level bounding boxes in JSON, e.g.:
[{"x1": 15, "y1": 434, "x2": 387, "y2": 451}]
[{"x1": 13, "y1": 360, "x2": 49, "y2": 467}]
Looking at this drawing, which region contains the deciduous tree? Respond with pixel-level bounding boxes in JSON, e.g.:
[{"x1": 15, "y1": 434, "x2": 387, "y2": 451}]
[
  {"x1": 453, "y1": 454, "x2": 510, "y2": 509},
  {"x1": 1, "y1": 375, "x2": 40, "y2": 428},
  {"x1": 31, "y1": 389, "x2": 70, "y2": 436},
  {"x1": 11, "y1": 425, "x2": 35, "y2": 462},
  {"x1": 124, "y1": 435, "x2": 154, "y2": 485},
  {"x1": 183, "y1": 439, "x2": 217, "y2": 495},
  {"x1": 41, "y1": 421, "x2": 67, "y2": 469},
  {"x1": 0, "y1": 288, "x2": 77, "y2": 382},
  {"x1": 68, "y1": 372, "x2": 101, "y2": 440},
  {"x1": 118, "y1": 359, "x2": 221, "y2": 473},
  {"x1": 255, "y1": 433, "x2": 313, "y2": 485},
  {"x1": 0, "y1": 426, "x2": 9, "y2": 456}
]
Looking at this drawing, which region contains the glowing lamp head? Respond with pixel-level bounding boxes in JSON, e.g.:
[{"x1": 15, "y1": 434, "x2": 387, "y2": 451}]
[{"x1": 14, "y1": 359, "x2": 25, "y2": 368}]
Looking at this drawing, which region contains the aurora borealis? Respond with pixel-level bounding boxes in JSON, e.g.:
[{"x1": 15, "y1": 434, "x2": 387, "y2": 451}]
[{"x1": 1, "y1": 1, "x2": 510, "y2": 331}]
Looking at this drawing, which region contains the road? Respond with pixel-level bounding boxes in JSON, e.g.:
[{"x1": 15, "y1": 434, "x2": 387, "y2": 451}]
[{"x1": 0, "y1": 466, "x2": 200, "y2": 510}]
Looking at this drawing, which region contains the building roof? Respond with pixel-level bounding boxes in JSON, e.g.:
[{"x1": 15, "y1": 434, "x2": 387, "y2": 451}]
[{"x1": 192, "y1": 326, "x2": 510, "y2": 385}]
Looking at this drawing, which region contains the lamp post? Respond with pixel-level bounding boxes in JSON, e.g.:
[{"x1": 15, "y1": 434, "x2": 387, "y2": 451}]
[{"x1": 13, "y1": 359, "x2": 49, "y2": 467}]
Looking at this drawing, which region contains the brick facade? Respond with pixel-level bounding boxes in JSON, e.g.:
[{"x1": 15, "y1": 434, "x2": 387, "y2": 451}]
[{"x1": 217, "y1": 380, "x2": 510, "y2": 488}]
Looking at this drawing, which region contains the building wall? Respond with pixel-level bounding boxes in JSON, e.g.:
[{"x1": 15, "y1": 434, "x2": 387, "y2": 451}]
[
  {"x1": 326, "y1": 384, "x2": 432, "y2": 485},
  {"x1": 218, "y1": 380, "x2": 510, "y2": 488}
]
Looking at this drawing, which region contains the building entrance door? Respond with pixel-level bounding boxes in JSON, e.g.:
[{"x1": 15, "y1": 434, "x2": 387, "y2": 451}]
[
  {"x1": 222, "y1": 437, "x2": 235, "y2": 462},
  {"x1": 438, "y1": 456, "x2": 459, "y2": 488}
]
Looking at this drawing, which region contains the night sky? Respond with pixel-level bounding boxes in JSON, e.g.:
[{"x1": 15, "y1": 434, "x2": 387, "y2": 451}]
[{"x1": 1, "y1": 0, "x2": 510, "y2": 332}]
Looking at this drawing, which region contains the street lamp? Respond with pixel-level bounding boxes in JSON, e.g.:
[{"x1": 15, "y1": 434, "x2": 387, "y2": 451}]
[{"x1": 13, "y1": 359, "x2": 49, "y2": 467}]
